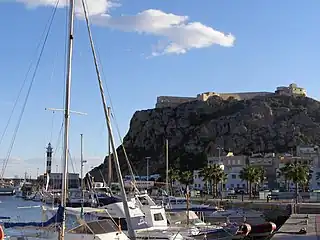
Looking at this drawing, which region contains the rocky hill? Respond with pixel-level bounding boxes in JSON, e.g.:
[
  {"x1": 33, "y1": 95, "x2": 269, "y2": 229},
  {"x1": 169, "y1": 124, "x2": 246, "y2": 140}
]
[{"x1": 89, "y1": 94, "x2": 320, "y2": 181}]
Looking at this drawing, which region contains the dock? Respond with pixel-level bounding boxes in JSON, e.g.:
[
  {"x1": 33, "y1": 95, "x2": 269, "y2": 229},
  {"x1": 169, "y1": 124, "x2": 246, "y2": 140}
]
[{"x1": 272, "y1": 214, "x2": 319, "y2": 239}]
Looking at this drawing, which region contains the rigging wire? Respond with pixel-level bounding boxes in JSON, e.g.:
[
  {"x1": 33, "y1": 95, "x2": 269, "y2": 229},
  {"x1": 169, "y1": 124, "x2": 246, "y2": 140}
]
[
  {"x1": 97, "y1": 50, "x2": 139, "y2": 178},
  {"x1": 48, "y1": 50, "x2": 59, "y2": 143},
  {"x1": 0, "y1": 0, "x2": 60, "y2": 178},
  {"x1": 94, "y1": 27, "x2": 139, "y2": 180},
  {"x1": 68, "y1": 150, "x2": 76, "y2": 173},
  {"x1": 53, "y1": 122, "x2": 64, "y2": 159},
  {"x1": 81, "y1": 0, "x2": 139, "y2": 181},
  {"x1": 50, "y1": 111, "x2": 55, "y2": 143},
  {"x1": 50, "y1": 3, "x2": 69, "y2": 170},
  {"x1": 0, "y1": 0, "x2": 59, "y2": 152}
]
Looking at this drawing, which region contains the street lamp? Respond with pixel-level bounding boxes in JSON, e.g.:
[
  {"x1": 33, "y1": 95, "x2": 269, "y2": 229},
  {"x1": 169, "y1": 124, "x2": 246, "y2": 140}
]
[
  {"x1": 145, "y1": 157, "x2": 151, "y2": 189},
  {"x1": 217, "y1": 147, "x2": 224, "y2": 164}
]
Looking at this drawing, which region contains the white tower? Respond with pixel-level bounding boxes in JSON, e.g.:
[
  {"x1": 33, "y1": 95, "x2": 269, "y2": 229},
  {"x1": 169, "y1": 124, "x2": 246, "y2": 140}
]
[{"x1": 46, "y1": 143, "x2": 53, "y2": 174}]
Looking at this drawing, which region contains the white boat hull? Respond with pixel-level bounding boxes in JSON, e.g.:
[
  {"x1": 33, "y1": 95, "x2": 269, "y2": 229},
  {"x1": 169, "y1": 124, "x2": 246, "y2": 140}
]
[{"x1": 7, "y1": 230, "x2": 129, "y2": 240}]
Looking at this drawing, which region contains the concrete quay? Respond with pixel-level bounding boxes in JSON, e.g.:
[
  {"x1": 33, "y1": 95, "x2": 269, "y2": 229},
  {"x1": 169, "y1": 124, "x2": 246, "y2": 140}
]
[
  {"x1": 271, "y1": 214, "x2": 318, "y2": 240},
  {"x1": 192, "y1": 197, "x2": 320, "y2": 214}
]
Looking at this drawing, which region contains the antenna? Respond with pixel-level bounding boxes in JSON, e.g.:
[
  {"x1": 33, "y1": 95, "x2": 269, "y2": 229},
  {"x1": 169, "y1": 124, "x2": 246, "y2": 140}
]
[{"x1": 45, "y1": 107, "x2": 88, "y2": 116}]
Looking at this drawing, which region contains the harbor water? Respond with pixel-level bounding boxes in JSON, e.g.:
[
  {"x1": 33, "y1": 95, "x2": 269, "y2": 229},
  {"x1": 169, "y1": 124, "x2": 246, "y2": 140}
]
[{"x1": 0, "y1": 196, "x2": 44, "y2": 237}]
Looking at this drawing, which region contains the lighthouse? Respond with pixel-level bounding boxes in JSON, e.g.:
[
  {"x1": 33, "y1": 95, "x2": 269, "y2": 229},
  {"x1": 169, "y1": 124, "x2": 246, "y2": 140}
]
[{"x1": 46, "y1": 143, "x2": 53, "y2": 174}]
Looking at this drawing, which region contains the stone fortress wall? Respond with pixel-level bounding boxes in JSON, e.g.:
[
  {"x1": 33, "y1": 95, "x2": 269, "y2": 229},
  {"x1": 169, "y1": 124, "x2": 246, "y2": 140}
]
[{"x1": 155, "y1": 83, "x2": 307, "y2": 108}]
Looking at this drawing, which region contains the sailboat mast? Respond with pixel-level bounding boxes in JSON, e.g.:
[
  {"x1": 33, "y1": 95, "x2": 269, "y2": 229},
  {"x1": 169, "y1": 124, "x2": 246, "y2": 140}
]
[
  {"x1": 80, "y1": 134, "x2": 87, "y2": 200},
  {"x1": 60, "y1": 0, "x2": 75, "y2": 239},
  {"x1": 107, "y1": 107, "x2": 112, "y2": 186},
  {"x1": 80, "y1": 134, "x2": 84, "y2": 187},
  {"x1": 80, "y1": 0, "x2": 136, "y2": 239},
  {"x1": 165, "y1": 138, "x2": 169, "y2": 195}
]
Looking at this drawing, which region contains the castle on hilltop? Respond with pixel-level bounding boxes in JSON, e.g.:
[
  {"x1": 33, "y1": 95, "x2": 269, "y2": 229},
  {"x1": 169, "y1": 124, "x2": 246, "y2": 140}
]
[{"x1": 155, "y1": 83, "x2": 307, "y2": 108}]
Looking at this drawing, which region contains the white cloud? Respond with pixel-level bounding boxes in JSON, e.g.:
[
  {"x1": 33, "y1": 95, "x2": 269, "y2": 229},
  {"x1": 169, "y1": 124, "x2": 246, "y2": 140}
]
[
  {"x1": 91, "y1": 9, "x2": 235, "y2": 56},
  {"x1": 15, "y1": 1, "x2": 235, "y2": 56},
  {"x1": 15, "y1": 0, "x2": 118, "y2": 16}
]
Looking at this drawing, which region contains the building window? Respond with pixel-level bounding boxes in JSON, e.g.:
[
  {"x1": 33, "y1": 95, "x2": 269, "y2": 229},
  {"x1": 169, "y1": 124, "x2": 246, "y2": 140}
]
[
  {"x1": 232, "y1": 174, "x2": 236, "y2": 179},
  {"x1": 154, "y1": 213, "x2": 164, "y2": 221}
]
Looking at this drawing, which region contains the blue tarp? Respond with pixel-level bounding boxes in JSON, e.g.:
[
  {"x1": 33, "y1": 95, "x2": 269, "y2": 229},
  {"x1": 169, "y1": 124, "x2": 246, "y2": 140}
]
[
  {"x1": 97, "y1": 196, "x2": 122, "y2": 206},
  {"x1": 4, "y1": 205, "x2": 64, "y2": 228},
  {"x1": 168, "y1": 206, "x2": 218, "y2": 212}
]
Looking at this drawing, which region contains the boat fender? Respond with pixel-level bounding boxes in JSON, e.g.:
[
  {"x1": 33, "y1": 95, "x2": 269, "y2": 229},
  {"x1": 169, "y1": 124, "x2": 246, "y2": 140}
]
[
  {"x1": 244, "y1": 223, "x2": 251, "y2": 236},
  {"x1": 0, "y1": 225, "x2": 4, "y2": 240},
  {"x1": 270, "y1": 222, "x2": 277, "y2": 233},
  {"x1": 240, "y1": 223, "x2": 251, "y2": 236},
  {"x1": 236, "y1": 223, "x2": 251, "y2": 236}
]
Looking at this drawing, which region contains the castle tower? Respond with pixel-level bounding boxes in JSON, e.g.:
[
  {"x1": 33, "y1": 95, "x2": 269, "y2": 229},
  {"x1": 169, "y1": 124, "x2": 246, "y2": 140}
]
[{"x1": 46, "y1": 143, "x2": 53, "y2": 174}]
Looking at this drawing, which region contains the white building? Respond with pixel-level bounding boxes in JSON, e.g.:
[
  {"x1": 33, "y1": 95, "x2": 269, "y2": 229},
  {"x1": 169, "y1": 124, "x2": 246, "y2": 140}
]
[
  {"x1": 276, "y1": 145, "x2": 320, "y2": 191},
  {"x1": 193, "y1": 170, "x2": 205, "y2": 190},
  {"x1": 193, "y1": 152, "x2": 248, "y2": 191},
  {"x1": 297, "y1": 145, "x2": 320, "y2": 190}
]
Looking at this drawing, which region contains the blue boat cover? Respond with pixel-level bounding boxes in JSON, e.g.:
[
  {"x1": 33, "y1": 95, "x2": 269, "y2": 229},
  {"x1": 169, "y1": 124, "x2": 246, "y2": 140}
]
[
  {"x1": 4, "y1": 205, "x2": 64, "y2": 229},
  {"x1": 168, "y1": 206, "x2": 218, "y2": 212},
  {"x1": 97, "y1": 196, "x2": 122, "y2": 205}
]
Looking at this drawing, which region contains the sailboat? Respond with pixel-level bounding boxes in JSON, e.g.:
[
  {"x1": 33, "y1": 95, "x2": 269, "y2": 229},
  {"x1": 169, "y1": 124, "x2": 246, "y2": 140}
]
[{"x1": 2, "y1": 0, "x2": 130, "y2": 239}]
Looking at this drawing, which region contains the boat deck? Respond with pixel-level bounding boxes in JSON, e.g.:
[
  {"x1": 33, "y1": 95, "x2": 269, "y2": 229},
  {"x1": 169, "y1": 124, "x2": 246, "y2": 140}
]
[{"x1": 271, "y1": 214, "x2": 319, "y2": 240}]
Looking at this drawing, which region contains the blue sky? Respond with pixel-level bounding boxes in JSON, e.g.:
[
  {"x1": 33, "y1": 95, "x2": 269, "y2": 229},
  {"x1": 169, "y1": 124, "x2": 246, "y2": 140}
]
[{"x1": 0, "y1": 0, "x2": 319, "y2": 178}]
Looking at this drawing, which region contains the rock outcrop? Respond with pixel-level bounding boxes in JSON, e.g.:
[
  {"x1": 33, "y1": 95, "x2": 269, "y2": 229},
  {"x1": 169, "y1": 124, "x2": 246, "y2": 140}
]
[{"x1": 90, "y1": 94, "x2": 320, "y2": 181}]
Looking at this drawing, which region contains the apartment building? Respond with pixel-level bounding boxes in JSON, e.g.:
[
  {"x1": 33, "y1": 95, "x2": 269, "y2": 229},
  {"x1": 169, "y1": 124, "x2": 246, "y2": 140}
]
[
  {"x1": 276, "y1": 145, "x2": 319, "y2": 190},
  {"x1": 193, "y1": 152, "x2": 248, "y2": 191},
  {"x1": 193, "y1": 152, "x2": 280, "y2": 191}
]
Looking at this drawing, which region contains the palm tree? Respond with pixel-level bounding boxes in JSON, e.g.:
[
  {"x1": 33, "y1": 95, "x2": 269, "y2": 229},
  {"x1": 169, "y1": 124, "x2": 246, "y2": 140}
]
[
  {"x1": 316, "y1": 172, "x2": 320, "y2": 187},
  {"x1": 179, "y1": 170, "x2": 193, "y2": 190},
  {"x1": 220, "y1": 172, "x2": 228, "y2": 200},
  {"x1": 256, "y1": 166, "x2": 266, "y2": 190},
  {"x1": 199, "y1": 164, "x2": 224, "y2": 197},
  {"x1": 279, "y1": 163, "x2": 291, "y2": 191},
  {"x1": 285, "y1": 162, "x2": 309, "y2": 203},
  {"x1": 168, "y1": 168, "x2": 180, "y2": 195},
  {"x1": 239, "y1": 166, "x2": 260, "y2": 199},
  {"x1": 199, "y1": 166, "x2": 212, "y2": 194}
]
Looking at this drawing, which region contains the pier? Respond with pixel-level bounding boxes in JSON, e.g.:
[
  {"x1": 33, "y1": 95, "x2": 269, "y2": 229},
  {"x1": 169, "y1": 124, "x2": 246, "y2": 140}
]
[{"x1": 271, "y1": 214, "x2": 318, "y2": 239}]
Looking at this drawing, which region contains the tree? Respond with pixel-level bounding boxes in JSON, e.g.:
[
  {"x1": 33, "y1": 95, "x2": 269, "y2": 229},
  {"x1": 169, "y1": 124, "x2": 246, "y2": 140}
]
[
  {"x1": 239, "y1": 166, "x2": 260, "y2": 199},
  {"x1": 285, "y1": 162, "x2": 309, "y2": 203},
  {"x1": 168, "y1": 168, "x2": 180, "y2": 195},
  {"x1": 199, "y1": 166, "x2": 212, "y2": 194},
  {"x1": 179, "y1": 170, "x2": 193, "y2": 190},
  {"x1": 256, "y1": 166, "x2": 266, "y2": 190},
  {"x1": 199, "y1": 164, "x2": 224, "y2": 197},
  {"x1": 316, "y1": 172, "x2": 320, "y2": 187},
  {"x1": 279, "y1": 163, "x2": 291, "y2": 191},
  {"x1": 220, "y1": 172, "x2": 228, "y2": 200}
]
